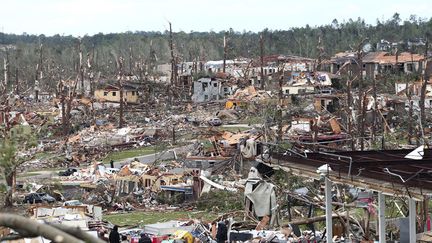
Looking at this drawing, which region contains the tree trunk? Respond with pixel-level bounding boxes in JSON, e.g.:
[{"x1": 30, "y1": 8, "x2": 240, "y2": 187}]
[
  {"x1": 371, "y1": 77, "x2": 377, "y2": 140},
  {"x1": 89, "y1": 44, "x2": 95, "y2": 96},
  {"x1": 169, "y1": 22, "x2": 176, "y2": 86},
  {"x1": 3, "y1": 52, "x2": 9, "y2": 94},
  {"x1": 357, "y1": 51, "x2": 364, "y2": 151},
  {"x1": 420, "y1": 39, "x2": 429, "y2": 133},
  {"x1": 223, "y1": 32, "x2": 227, "y2": 74},
  {"x1": 60, "y1": 81, "x2": 67, "y2": 135},
  {"x1": 118, "y1": 57, "x2": 124, "y2": 128},
  {"x1": 277, "y1": 67, "x2": 284, "y2": 142},
  {"x1": 4, "y1": 170, "x2": 14, "y2": 207},
  {"x1": 260, "y1": 33, "x2": 265, "y2": 89},
  {"x1": 78, "y1": 38, "x2": 84, "y2": 95},
  {"x1": 129, "y1": 46, "x2": 133, "y2": 75},
  {"x1": 15, "y1": 65, "x2": 19, "y2": 95},
  {"x1": 35, "y1": 43, "x2": 43, "y2": 89},
  {"x1": 347, "y1": 80, "x2": 355, "y2": 150}
]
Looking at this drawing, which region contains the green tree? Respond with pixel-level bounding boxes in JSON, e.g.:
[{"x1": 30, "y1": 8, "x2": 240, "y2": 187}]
[{"x1": 0, "y1": 126, "x2": 37, "y2": 207}]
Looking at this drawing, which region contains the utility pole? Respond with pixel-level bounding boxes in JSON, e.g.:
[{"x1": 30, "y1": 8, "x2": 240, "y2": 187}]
[{"x1": 260, "y1": 33, "x2": 265, "y2": 89}]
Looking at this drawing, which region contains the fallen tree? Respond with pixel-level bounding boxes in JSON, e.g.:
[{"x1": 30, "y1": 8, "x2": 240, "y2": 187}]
[{"x1": 0, "y1": 213, "x2": 104, "y2": 243}]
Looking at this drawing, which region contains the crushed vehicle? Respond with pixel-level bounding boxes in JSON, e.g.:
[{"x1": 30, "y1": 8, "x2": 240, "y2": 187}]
[
  {"x1": 58, "y1": 168, "x2": 78, "y2": 176},
  {"x1": 23, "y1": 193, "x2": 56, "y2": 204},
  {"x1": 207, "y1": 117, "x2": 222, "y2": 126}
]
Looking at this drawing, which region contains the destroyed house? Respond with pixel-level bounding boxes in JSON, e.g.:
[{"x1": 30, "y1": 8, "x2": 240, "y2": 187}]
[
  {"x1": 362, "y1": 51, "x2": 424, "y2": 79},
  {"x1": 191, "y1": 77, "x2": 235, "y2": 102},
  {"x1": 327, "y1": 52, "x2": 360, "y2": 76},
  {"x1": 395, "y1": 79, "x2": 432, "y2": 108},
  {"x1": 328, "y1": 51, "x2": 425, "y2": 79},
  {"x1": 94, "y1": 83, "x2": 139, "y2": 103},
  {"x1": 314, "y1": 95, "x2": 340, "y2": 113}
]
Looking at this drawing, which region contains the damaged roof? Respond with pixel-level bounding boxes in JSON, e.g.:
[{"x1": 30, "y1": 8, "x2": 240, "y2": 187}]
[
  {"x1": 362, "y1": 51, "x2": 424, "y2": 64},
  {"x1": 272, "y1": 148, "x2": 432, "y2": 196}
]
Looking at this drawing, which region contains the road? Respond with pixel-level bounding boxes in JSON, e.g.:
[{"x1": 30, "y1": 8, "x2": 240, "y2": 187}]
[{"x1": 17, "y1": 144, "x2": 194, "y2": 181}]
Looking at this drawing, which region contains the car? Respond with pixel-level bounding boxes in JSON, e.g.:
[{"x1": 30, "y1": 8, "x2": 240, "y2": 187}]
[
  {"x1": 207, "y1": 118, "x2": 222, "y2": 126},
  {"x1": 23, "y1": 193, "x2": 56, "y2": 204},
  {"x1": 58, "y1": 168, "x2": 77, "y2": 176}
]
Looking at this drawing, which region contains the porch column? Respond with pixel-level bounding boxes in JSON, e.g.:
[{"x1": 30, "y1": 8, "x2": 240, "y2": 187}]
[
  {"x1": 409, "y1": 198, "x2": 416, "y2": 243},
  {"x1": 378, "y1": 192, "x2": 386, "y2": 243},
  {"x1": 325, "y1": 177, "x2": 333, "y2": 243}
]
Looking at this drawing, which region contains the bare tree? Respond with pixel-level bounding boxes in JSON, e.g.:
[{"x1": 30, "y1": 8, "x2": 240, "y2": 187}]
[
  {"x1": 337, "y1": 60, "x2": 357, "y2": 150},
  {"x1": 316, "y1": 36, "x2": 325, "y2": 71},
  {"x1": 118, "y1": 57, "x2": 125, "y2": 128},
  {"x1": 223, "y1": 32, "x2": 228, "y2": 74},
  {"x1": 356, "y1": 38, "x2": 368, "y2": 151},
  {"x1": 77, "y1": 38, "x2": 85, "y2": 95},
  {"x1": 3, "y1": 51, "x2": 9, "y2": 95},
  {"x1": 35, "y1": 43, "x2": 43, "y2": 101},
  {"x1": 128, "y1": 46, "x2": 133, "y2": 75},
  {"x1": 260, "y1": 33, "x2": 265, "y2": 89},
  {"x1": 277, "y1": 63, "x2": 286, "y2": 142},
  {"x1": 169, "y1": 22, "x2": 177, "y2": 86},
  {"x1": 59, "y1": 78, "x2": 78, "y2": 135},
  {"x1": 88, "y1": 44, "x2": 96, "y2": 96},
  {"x1": 14, "y1": 51, "x2": 19, "y2": 95},
  {"x1": 420, "y1": 38, "x2": 429, "y2": 131}
]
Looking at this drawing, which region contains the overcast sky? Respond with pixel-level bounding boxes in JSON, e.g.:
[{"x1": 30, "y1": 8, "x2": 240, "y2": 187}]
[{"x1": 0, "y1": 0, "x2": 430, "y2": 36}]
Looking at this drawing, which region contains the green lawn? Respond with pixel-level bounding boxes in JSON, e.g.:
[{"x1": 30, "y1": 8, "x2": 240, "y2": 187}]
[
  {"x1": 103, "y1": 147, "x2": 155, "y2": 163},
  {"x1": 217, "y1": 127, "x2": 251, "y2": 133},
  {"x1": 103, "y1": 211, "x2": 219, "y2": 227},
  {"x1": 17, "y1": 172, "x2": 42, "y2": 178}
]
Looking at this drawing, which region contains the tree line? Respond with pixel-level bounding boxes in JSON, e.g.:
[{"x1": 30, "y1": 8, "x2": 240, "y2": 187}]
[{"x1": 0, "y1": 13, "x2": 431, "y2": 92}]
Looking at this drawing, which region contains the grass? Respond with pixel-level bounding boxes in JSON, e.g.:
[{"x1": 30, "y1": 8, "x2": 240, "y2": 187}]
[
  {"x1": 102, "y1": 147, "x2": 155, "y2": 163},
  {"x1": 17, "y1": 172, "x2": 42, "y2": 178},
  {"x1": 217, "y1": 127, "x2": 250, "y2": 133},
  {"x1": 103, "y1": 210, "x2": 219, "y2": 227}
]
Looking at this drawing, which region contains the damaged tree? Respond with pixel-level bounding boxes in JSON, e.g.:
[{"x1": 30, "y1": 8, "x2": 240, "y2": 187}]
[
  {"x1": 35, "y1": 43, "x2": 43, "y2": 101},
  {"x1": 260, "y1": 32, "x2": 265, "y2": 89},
  {"x1": 356, "y1": 38, "x2": 368, "y2": 151},
  {"x1": 0, "y1": 214, "x2": 104, "y2": 243},
  {"x1": 78, "y1": 38, "x2": 85, "y2": 95},
  {"x1": 169, "y1": 22, "x2": 177, "y2": 86},
  {"x1": 59, "y1": 79, "x2": 78, "y2": 135},
  {"x1": 3, "y1": 51, "x2": 10, "y2": 94},
  {"x1": 420, "y1": 38, "x2": 429, "y2": 134},
  {"x1": 223, "y1": 32, "x2": 228, "y2": 74},
  {"x1": 118, "y1": 57, "x2": 125, "y2": 128}
]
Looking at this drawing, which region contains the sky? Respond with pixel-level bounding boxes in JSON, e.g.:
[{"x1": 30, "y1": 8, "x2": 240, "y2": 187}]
[{"x1": 0, "y1": 0, "x2": 431, "y2": 36}]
